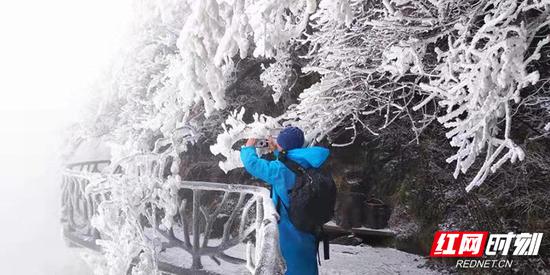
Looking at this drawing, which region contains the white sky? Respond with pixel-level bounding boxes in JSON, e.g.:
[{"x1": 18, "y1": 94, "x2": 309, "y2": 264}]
[{"x1": 0, "y1": 1, "x2": 131, "y2": 274}]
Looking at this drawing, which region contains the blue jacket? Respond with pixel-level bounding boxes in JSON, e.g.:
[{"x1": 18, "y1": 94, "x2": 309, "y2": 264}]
[{"x1": 240, "y1": 146, "x2": 330, "y2": 275}]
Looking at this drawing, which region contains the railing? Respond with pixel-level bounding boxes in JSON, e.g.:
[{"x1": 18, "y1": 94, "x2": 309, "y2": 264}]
[
  {"x1": 61, "y1": 160, "x2": 285, "y2": 274},
  {"x1": 61, "y1": 161, "x2": 110, "y2": 249}
]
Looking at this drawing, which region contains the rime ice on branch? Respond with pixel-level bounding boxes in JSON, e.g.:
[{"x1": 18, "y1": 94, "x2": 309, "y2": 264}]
[
  {"x1": 411, "y1": 0, "x2": 550, "y2": 191},
  {"x1": 214, "y1": 0, "x2": 550, "y2": 192},
  {"x1": 210, "y1": 107, "x2": 282, "y2": 173},
  {"x1": 71, "y1": 0, "x2": 550, "y2": 272},
  {"x1": 86, "y1": 0, "x2": 550, "y2": 188}
]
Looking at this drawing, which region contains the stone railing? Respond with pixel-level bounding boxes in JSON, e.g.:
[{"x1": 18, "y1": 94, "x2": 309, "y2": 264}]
[{"x1": 61, "y1": 160, "x2": 285, "y2": 275}]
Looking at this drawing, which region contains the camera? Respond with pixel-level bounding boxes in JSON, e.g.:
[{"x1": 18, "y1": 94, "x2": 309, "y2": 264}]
[{"x1": 254, "y1": 139, "x2": 269, "y2": 148}]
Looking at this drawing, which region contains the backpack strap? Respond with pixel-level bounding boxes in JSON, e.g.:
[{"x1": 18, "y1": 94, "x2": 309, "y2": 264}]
[
  {"x1": 278, "y1": 150, "x2": 306, "y2": 175},
  {"x1": 276, "y1": 150, "x2": 302, "y2": 222},
  {"x1": 273, "y1": 187, "x2": 289, "y2": 219},
  {"x1": 321, "y1": 227, "x2": 330, "y2": 260},
  {"x1": 315, "y1": 227, "x2": 330, "y2": 265}
]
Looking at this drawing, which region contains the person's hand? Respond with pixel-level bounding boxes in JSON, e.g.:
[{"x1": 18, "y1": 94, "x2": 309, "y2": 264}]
[
  {"x1": 245, "y1": 138, "x2": 257, "y2": 147},
  {"x1": 267, "y1": 136, "x2": 277, "y2": 152}
]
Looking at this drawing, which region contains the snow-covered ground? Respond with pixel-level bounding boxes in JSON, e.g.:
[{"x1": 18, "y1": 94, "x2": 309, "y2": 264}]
[
  {"x1": 152, "y1": 241, "x2": 439, "y2": 275},
  {"x1": 320, "y1": 244, "x2": 439, "y2": 275}
]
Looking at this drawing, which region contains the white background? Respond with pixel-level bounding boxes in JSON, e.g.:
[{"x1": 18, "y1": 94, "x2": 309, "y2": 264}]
[{"x1": 0, "y1": 1, "x2": 131, "y2": 274}]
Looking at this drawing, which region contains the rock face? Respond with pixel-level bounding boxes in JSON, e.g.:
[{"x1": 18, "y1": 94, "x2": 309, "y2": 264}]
[{"x1": 176, "y1": 56, "x2": 550, "y2": 269}]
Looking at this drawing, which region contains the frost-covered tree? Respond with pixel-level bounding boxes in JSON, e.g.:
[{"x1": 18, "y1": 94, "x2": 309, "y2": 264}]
[
  {"x1": 211, "y1": 0, "x2": 550, "y2": 192},
  {"x1": 408, "y1": 0, "x2": 550, "y2": 191},
  {"x1": 69, "y1": 0, "x2": 550, "y2": 273},
  {"x1": 73, "y1": 0, "x2": 316, "y2": 273},
  {"x1": 78, "y1": 0, "x2": 550, "y2": 213}
]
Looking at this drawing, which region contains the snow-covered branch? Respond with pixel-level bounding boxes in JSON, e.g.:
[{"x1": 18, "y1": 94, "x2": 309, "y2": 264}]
[
  {"x1": 210, "y1": 107, "x2": 282, "y2": 172},
  {"x1": 413, "y1": 0, "x2": 550, "y2": 191}
]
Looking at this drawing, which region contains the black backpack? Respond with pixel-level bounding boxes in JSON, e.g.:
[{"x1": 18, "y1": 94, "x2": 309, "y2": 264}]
[{"x1": 277, "y1": 150, "x2": 337, "y2": 260}]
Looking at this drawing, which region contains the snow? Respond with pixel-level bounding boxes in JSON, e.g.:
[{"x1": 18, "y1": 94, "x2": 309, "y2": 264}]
[
  {"x1": 319, "y1": 244, "x2": 439, "y2": 275},
  {"x1": 64, "y1": 0, "x2": 550, "y2": 273},
  {"x1": 148, "y1": 242, "x2": 439, "y2": 275},
  {"x1": 209, "y1": 107, "x2": 282, "y2": 173},
  {"x1": 260, "y1": 51, "x2": 293, "y2": 103},
  {"x1": 413, "y1": 0, "x2": 549, "y2": 192},
  {"x1": 324, "y1": 221, "x2": 395, "y2": 236},
  {"x1": 68, "y1": 161, "x2": 432, "y2": 274},
  {"x1": 160, "y1": 244, "x2": 250, "y2": 274},
  {"x1": 66, "y1": 137, "x2": 111, "y2": 164},
  {"x1": 79, "y1": 0, "x2": 550, "y2": 192}
]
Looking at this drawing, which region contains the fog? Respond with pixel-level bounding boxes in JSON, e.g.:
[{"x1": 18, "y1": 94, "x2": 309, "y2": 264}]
[{"x1": 0, "y1": 1, "x2": 131, "y2": 274}]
